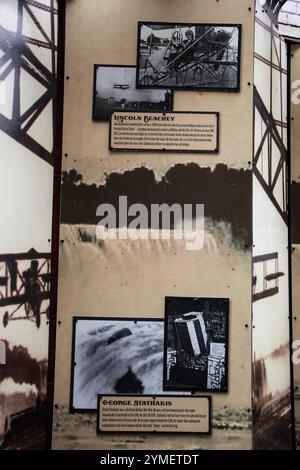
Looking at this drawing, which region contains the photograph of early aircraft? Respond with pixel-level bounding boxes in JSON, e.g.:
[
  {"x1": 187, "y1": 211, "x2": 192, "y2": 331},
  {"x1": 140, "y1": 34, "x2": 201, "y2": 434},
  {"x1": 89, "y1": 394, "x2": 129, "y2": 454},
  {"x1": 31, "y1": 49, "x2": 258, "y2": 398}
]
[
  {"x1": 92, "y1": 64, "x2": 172, "y2": 120},
  {"x1": 0, "y1": 249, "x2": 51, "y2": 329},
  {"x1": 136, "y1": 22, "x2": 241, "y2": 90}
]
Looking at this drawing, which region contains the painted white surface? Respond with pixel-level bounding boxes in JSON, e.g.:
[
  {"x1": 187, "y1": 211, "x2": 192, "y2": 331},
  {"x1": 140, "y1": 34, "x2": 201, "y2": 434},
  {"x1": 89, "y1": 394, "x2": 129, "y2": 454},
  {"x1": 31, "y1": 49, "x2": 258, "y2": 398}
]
[{"x1": 253, "y1": 4, "x2": 291, "y2": 397}]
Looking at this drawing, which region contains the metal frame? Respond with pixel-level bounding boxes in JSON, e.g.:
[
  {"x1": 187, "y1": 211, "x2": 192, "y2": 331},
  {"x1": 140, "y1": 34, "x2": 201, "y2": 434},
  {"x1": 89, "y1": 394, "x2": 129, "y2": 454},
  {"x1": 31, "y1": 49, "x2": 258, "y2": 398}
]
[
  {"x1": 0, "y1": 0, "x2": 57, "y2": 165},
  {"x1": 252, "y1": 2, "x2": 296, "y2": 450},
  {"x1": 253, "y1": 87, "x2": 288, "y2": 223},
  {"x1": 253, "y1": 7, "x2": 288, "y2": 224},
  {"x1": 263, "y1": 0, "x2": 289, "y2": 25},
  {"x1": 252, "y1": 252, "x2": 284, "y2": 302},
  {"x1": 0, "y1": 249, "x2": 51, "y2": 328},
  {"x1": 45, "y1": 0, "x2": 66, "y2": 450}
]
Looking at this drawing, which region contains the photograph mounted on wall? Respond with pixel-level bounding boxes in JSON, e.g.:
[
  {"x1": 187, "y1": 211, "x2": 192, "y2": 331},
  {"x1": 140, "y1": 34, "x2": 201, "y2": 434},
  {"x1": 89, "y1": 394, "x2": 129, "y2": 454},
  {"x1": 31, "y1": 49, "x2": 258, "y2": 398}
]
[
  {"x1": 164, "y1": 297, "x2": 229, "y2": 392},
  {"x1": 92, "y1": 64, "x2": 173, "y2": 121},
  {"x1": 136, "y1": 22, "x2": 241, "y2": 91},
  {"x1": 70, "y1": 317, "x2": 174, "y2": 411}
]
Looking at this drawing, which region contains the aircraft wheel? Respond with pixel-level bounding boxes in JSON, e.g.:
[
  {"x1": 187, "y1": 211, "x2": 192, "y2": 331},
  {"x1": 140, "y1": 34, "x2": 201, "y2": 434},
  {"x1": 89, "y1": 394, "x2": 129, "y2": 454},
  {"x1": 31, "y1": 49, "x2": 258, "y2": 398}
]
[
  {"x1": 141, "y1": 73, "x2": 154, "y2": 86},
  {"x1": 3, "y1": 311, "x2": 9, "y2": 328}
]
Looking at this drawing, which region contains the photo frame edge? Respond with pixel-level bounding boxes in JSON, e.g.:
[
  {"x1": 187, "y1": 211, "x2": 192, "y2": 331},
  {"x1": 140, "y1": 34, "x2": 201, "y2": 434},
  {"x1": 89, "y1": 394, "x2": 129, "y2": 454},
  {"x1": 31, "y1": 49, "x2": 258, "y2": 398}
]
[{"x1": 135, "y1": 22, "x2": 242, "y2": 92}]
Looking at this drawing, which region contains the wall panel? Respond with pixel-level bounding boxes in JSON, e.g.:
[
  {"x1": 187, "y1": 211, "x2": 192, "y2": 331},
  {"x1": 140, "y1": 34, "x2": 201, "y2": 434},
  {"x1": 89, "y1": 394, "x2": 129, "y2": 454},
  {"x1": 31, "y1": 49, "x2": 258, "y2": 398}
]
[
  {"x1": 52, "y1": 0, "x2": 255, "y2": 450},
  {"x1": 252, "y1": 1, "x2": 293, "y2": 450}
]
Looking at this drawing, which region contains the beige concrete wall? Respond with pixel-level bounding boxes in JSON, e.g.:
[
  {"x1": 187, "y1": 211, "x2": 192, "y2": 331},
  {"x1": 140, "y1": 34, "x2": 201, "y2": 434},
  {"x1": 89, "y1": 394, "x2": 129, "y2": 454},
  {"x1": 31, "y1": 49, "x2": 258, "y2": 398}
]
[{"x1": 62, "y1": 0, "x2": 254, "y2": 182}]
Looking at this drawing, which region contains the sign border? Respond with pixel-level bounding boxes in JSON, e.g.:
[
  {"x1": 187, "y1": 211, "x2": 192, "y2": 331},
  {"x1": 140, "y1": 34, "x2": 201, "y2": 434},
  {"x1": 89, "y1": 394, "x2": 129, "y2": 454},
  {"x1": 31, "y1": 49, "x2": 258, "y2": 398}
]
[
  {"x1": 109, "y1": 110, "x2": 220, "y2": 154},
  {"x1": 96, "y1": 394, "x2": 212, "y2": 434}
]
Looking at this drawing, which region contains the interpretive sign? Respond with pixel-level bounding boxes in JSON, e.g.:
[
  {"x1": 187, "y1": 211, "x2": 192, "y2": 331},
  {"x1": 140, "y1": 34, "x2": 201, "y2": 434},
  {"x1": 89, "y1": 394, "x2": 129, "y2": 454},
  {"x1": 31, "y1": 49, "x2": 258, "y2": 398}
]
[
  {"x1": 97, "y1": 395, "x2": 211, "y2": 434},
  {"x1": 109, "y1": 111, "x2": 219, "y2": 153}
]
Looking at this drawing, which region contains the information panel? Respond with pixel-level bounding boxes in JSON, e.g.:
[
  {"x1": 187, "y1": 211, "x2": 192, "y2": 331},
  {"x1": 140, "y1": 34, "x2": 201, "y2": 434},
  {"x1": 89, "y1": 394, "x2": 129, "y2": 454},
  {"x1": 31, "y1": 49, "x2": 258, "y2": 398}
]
[
  {"x1": 97, "y1": 395, "x2": 211, "y2": 434},
  {"x1": 109, "y1": 111, "x2": 219, "y2": 153}
]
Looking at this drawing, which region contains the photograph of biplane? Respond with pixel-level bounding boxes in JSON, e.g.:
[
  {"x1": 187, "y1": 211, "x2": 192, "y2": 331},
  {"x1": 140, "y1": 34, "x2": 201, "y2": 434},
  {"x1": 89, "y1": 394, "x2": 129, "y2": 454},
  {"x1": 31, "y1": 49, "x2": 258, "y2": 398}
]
[
  {"x1": 136, "y1": 22, "x2": 241, "y2": 90},
  {"x1": 92, "y1": 65, "x2": 172, "y2": 121},
  {"x1": 0, "y1": 249, "x2": 51, "y2": 329}
]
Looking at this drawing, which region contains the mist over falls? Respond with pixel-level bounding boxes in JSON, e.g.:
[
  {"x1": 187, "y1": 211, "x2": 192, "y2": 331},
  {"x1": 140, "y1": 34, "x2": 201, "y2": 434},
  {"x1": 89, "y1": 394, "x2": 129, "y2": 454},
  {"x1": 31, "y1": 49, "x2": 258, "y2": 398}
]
[{"x1": 73, "y1": 321, "x2": 167, "y2": 409}]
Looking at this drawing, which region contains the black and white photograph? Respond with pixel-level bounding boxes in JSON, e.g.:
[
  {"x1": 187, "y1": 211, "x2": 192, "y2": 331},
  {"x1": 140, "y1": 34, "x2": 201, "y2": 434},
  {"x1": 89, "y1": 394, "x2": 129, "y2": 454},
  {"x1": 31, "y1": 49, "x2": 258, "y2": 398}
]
[
  {"x1": 164, "y1": 297, "x2": 229, "y2": 392},
  {"x1": 136, "y1": 22, "x2": 241, "y2": 90},
  {"x1": 0, "y1": 0, "x2": 57, "y2": 450},
  {"x1": 71, "y1": 317, "x2": 171, "y2": 411},
  {"x1": 92, "y1": 65, "x2": 173, "y2": 120}
]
